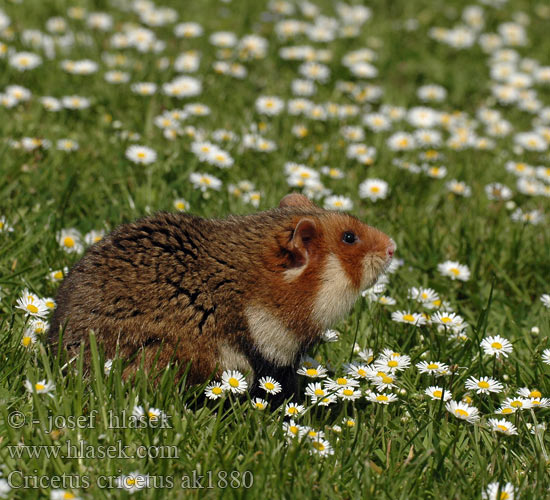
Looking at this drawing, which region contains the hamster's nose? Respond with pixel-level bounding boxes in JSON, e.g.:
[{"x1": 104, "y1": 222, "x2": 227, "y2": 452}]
[{"x1": 387, "y1": 239, "x2": 396, "y2": 259}]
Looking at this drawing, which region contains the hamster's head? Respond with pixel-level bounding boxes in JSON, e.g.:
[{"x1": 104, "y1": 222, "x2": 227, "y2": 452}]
[{"x1": 276, "y1": 193, "x2": 395, "y2": 328}]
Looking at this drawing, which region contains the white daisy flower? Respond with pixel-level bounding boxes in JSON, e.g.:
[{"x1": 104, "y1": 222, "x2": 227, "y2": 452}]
[
  {"x1": 325, "y1": 376, "x2": 360, "y2": 391},
  {"x1": 9, "y1": 51, "x2": 42, "y2": 71},
  {"x1": 431, "y1": 311, "x2": 464, "y2": 329},
  {"x1": 297, "y1": 365, "x2": 328, "y2": 378},
  {"x1": 323, "y1": 195, "x2": 353, "y2": 211},
  {"x1": 84, "y1": 230, "x2": 105, "y2": 245},
  {"x1": 366, "y1": 391, "x2": 398, "y2": 404},
  {"x1": 464, "y1": 376, "x2": 504, "y2": 394},
  {"x1": 310, "y1": 438, "x2": 334, "y2": 457},
  {"x1": 189, "y1": 172, "x2": 222, "y2": 191},
  {"x1": 391, "y1": 311, "x2": 427, "y2": 326},
  {"x1": 285, "y1": 402, "x2": 305, "y2": 417},
  {"x1": 283, "y1": 419, "x2": 306, "y2": 439},
  {"x1": 425, "y1": 386, "x2": 452, "y2": 401},
  {"x1": 21, "y1": 329, "x2": 37, "y2": 348},
  {"x1": 445, "y1": 400, "x2": 480, "y2": 423},
  {"x1": 57, "y1": 228, "x2": 84, "y2": 253},
  {"x1": 500, "y1": 397, "x2": 532, "y2": 411},
  {"x1": 437, "y1": 260, "x2": 471, "y2": 281},
  {"x1": 205, "y1": 381, "x2": 225, "y2": 399},
  {"x1": 305, "y1": 382, "x2": 327, "y2": 402},
  {"x1": 416, "y1": 361, "x2": 449, "y2": 376},
  {"x1": 24, "y1": 379, "x2": 55, "y2": 396},
  {"x1": 251, "y1": 398, "x2": 268, "y2": 410},
  {"x1": 359, "y1": 178, "x2": 389, "y2": 202},
  {"x1": 387, "y1": 132, "x2": 416, "y2": 151},
  {"x1": 16, "y1": 289, "x2": 49, "y2": 318},
  {"x1": 104, "y1": 359, "x2": 113, "y2": 376},
  {"x1": 482, "y1": 482, "x2": 515, "y2": 500},
  {"x1": 255, "y1": 96, "x2": 285, "y2": 115},
  {"x1": 480, "y1": 335, "x2": 513, "y2": 358},
  {"x1": 115, "y1": 471, "x2": 149, "y2": 492},
  {"x1": 258, "y1": 376, "x2": 282, "y2": 395},
  {"x1": 221, "y1": 370, "x2": 248, "y2": 394},
  {"x1": 125, "y1": 145, "x2": 157, "y2": 165}
]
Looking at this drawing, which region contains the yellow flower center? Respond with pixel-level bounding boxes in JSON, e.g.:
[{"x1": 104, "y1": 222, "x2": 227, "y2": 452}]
[
  {"x1": 497, "y1": 425, "x2": 508, "y2": 432},
  {"x1": 387, "y1": 360, "x2": 398, "y2": 368},
  {"x1": 26, "y1": 304, "x2": 39, "y2": 314},
  {"x1": 228, "y1": 377, "x2": 239, "y2": 388},
  {"x1": 455, "y1": 408, "x2": 468, "y2": 417},
  {"x1": 22, "y1": 336, "x2": 32, "y2": 347},
  {"x1": 314, "y1": 389, "x2": 324, "y2": 397},
  {"x1": 137, "y1": 152, "x2": 146, "y2": 158},
  {"x1": 264, "y1": 382, "x2": 274, "y2": 390},
  {"x1": 491, "y1": 342, "x2": 503, "y2": 349},
  {"x1": 45, "y1": 301, "x2": 55, "y2": 309},
  {"x1": 346, "y1": 420, "x2": 355, "y2": 427},
  {"x1": 501, "y1": 408, "x2": 513, "y2": 414},
  {"x1": 212, "y1": 387, "x2": 222, "y2": 395},
  {"x1": 370, "y1": 186, "x2": 380, "y2": 193},
  {"x1": 306, "y1": 368, "x2": 318, "y2": 376},
  {"x1": 450, "y1": 268, "x2": 460, "y2": 276},
  {"x1": 148, "y1": 411, "x2": 158, "y2": 420},
  {"x1": 63, "y1": 494, "x2": 76, "y2": 500},
  {"x1": 433, "y1": 390, "x2": 442, "y2": 398},
  {"x1": 381, "y1": 374, "x2": 393, "y2": 384},
  {"x1": 398, "y1": 138, "x2": 409, "y2": 147},
  {"x1": 63, "y1": 236, "x2": 75, "y2": 248},
  {"x1": 343, "y1": 389, "x2": 354, "y2": 396},
  {"x1": 530, "y1": 390, "x2": 541, "y2": 399},
  {"x1": 510, "y1": 400, "x2": 522, "y2": 408},
  {"x1": 357, "y1": 369, "x2": 366, "y2": 377},
  {"x1": 376, "y1": 395, "x2": 388, "y2": 402},
  {"x1": 402, "y1": 314, "x2": 415, "y2": 322},
  {"x1": 289, "y1": 425, "x2": 298, "y2": 435},
  {"x1": 35, "y1": 383, "x2": 45, "y2": 391},
  {"x1": 127, "y1": 478, "x2": 136, "y2": 486},
  {"x1": 336, "y1": 378, "x2": 347, "y2": 385},
  {"x1": 287, "y1": 407, "x2": 298, "y2": 415},
  {"x1": 477, "y1": 381, "x2": 490, "y2": 389},
  {"x1": 500, "y1": 493, "x2": 510, "y2": 500},
  {"x1": 255, "y1": 402, "x2": 265, "y2": 410},
  {"x1": 427, "y1": 363, "x2": 439, "y2": 370},
  {"x1": 441, "y1": 317, "x2": 452, "y2": 323}
]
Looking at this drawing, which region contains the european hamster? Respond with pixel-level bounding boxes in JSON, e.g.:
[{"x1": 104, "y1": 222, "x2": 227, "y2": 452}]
[{"x1": 49, "y1": 193, "x2": 395, "y2": 402}]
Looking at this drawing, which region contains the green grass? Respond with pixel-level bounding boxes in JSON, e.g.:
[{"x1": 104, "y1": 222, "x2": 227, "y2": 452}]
[{"x1": 1, "y1": 0, "x2": 550, "y2": 498}]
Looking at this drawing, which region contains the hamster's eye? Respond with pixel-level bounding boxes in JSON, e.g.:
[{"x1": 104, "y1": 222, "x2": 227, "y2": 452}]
[{"x1": 342, "y1": 231, "x2": 356, "y2": 244}]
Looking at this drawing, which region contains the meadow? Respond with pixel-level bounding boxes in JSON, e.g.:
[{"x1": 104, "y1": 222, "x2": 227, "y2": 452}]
[{"x1": 1, "y1": 0, "x2": 550, "y2": 498}]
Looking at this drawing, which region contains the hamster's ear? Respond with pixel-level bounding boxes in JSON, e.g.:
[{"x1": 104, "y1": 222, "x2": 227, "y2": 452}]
[
  {"x1": 279, "y1": 193, "x2": 317, "y2": 210},
  {"x1": 287, "y1": 218, "x2": 317, "y2": 267}
]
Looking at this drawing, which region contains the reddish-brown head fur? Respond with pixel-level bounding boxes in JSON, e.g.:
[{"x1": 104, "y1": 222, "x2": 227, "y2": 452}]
[{"x1": 253, "y1": 193, "x2": 395, "y2": 344}]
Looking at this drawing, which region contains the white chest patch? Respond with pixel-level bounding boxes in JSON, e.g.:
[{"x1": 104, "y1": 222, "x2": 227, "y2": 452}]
[
  {"x1": 312, "y1": 253, "x2": 358, "y2": 329},
  {"x1": 219, "y1": 343, "x2": 254, "y2": 384},
  {"x1": 245, "y1": 305, "x2": 301, "y2": 367}
]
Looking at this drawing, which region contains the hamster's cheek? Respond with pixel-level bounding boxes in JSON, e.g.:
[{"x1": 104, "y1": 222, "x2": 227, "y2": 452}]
[
  {"x1": 311, "y1": 253, "x2": 358, "y2": 328},
  {"x1": 360, "y1": 254, "x2": 387, "y2": 290}
]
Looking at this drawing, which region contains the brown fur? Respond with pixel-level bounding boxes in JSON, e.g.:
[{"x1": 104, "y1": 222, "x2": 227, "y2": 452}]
[{"x1": 49, "y1": 194, "x2": 394, "y2": 400}]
